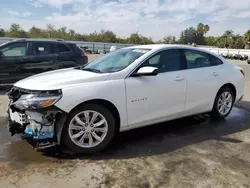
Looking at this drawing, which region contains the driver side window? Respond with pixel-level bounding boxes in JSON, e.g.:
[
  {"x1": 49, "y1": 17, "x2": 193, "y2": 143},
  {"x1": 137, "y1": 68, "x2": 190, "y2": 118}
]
[
  {"x1": 141, "y1": 49, "x2": 182, "y2": 73},
  {"x1": 148, "y1": 54, "x2": 160, "y2": 65},
  {"x1": 1, "y1": 43, "x2": 27, "y2": 57}
]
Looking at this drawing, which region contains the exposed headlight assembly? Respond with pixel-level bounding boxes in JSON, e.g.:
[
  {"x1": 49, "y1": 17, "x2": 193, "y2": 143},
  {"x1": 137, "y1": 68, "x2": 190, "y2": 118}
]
[{"x1": 12, "y1": 89, "x2": 62, "y2": 110}]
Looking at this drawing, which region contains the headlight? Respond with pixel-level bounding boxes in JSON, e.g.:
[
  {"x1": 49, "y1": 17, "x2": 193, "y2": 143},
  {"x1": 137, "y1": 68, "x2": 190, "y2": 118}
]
[{"x1": 12, "y1": 90, "x2": 62, "y2": 110}]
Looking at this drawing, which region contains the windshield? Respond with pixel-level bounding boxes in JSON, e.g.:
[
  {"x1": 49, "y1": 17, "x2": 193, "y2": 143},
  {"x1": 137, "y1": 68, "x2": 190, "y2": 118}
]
[{"x1": 82, "y1": 48, "x2": 151, "y2": 73}]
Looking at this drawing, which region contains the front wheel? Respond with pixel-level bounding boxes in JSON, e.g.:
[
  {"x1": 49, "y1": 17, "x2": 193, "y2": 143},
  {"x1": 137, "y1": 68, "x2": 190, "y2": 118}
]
[
  {"x1": 62, "y1": 104, "x2": 116, "y2": 154},
  {"x1": 210, "y1": 87, "x2": 234, "y2": 120}
]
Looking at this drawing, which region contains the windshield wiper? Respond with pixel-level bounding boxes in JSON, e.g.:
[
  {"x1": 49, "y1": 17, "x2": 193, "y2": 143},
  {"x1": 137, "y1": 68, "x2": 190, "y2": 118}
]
[{"x1": 81, "y1": 68, "x2": 102, "y2": 73}]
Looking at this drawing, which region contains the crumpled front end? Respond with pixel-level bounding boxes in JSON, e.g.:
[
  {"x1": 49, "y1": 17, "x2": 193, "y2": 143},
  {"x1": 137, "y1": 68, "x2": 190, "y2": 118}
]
[{"x1": 7, "y1": 86, "x2": 67, "y2": 150}]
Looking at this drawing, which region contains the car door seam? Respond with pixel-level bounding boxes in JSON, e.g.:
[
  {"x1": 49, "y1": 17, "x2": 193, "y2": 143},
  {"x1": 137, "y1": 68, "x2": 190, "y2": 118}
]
[{"x1": 124, "y1": 78, "x2": 129, "y2": 127}]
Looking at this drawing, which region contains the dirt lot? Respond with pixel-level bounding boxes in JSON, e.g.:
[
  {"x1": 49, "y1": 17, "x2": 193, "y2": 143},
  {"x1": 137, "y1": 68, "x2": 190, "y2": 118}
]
[{"x1": 0, "y1": 59, "x2": 250, "y2": 188}]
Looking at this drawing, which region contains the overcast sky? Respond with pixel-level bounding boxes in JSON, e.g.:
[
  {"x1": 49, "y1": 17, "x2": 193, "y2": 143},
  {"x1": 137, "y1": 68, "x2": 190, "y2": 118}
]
[{"x1": 0, "y1": 0, "x2": 250, "y2": 40}]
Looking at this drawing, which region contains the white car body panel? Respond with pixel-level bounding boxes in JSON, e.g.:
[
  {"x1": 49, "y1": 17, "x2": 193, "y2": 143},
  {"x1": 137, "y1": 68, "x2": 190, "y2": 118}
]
[
  {"x1": 55, "y1": 79, "x2": 128, "y2": 128},
  {"x1": 125, "y1": 70, "x2": 186, "y2": 127},
  {"x1": 15, "y1": 68, "x2": 110, "y2": 90},
  {"x1": 13, "y1": 44, "x2": 245, "y2": 132},
  {"x1": 183, "y1": 65, "x2": 225, "y2": 113}
]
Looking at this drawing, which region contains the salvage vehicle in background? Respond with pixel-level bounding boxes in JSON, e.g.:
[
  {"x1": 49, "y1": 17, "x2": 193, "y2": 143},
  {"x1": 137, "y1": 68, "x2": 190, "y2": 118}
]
[
  {"x1": 110, "y1": 45, "x2": 117, "y2": 52},
  {"x1": 80, "y1": 46, "x2": 93, "y2": 54},
  {"x1": 0, "y1": 39, "x2": 88, "y2": 86},
  {"x1": 220, "y1": 53, "x2": 249, "y2": 61},
  {"x1": 7, "y1": 44, "x2": 245, "y2": 154}
]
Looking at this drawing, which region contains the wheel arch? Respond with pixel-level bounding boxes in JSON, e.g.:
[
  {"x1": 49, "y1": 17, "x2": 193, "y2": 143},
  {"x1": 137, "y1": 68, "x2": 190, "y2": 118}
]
[
  {"x1": 56, "y1": 98, "x2": 121, "y2": 145},
  {"x1": 68, "y1": 99, "x2": 121, "y2": 130},
  {"x1": 217, "y1": 83, "x2": 236, "y2": 102},
  {"x1": 210, "y1": 83, "x2": 236, "y2": 119}
]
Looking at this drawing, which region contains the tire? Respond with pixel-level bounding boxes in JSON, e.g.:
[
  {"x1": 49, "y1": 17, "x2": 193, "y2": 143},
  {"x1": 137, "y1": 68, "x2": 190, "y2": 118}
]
[
  {"x1": 210, "y1": 87, "x2": 235, "y2": 120},
  {"x1": 62, "y1": 104, "x2": 116, "y2": 154}
]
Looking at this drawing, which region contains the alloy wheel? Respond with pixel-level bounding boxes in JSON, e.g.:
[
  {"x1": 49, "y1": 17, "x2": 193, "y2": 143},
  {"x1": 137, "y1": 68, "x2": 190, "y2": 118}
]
[
  {"x1": 217, "y1": 91, "x2": 233, "y2": 116},
  {"x1": 68, "y1": 110, "x2": 108, "y2": 148}
]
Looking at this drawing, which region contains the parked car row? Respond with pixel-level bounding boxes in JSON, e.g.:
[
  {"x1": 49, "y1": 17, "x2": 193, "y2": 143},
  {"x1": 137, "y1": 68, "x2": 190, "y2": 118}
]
[
  {"x1": 220, "y1": 53, "x2": 249, "y2": 61},
  {"x1": 0, "y1": 39, "x2": 88, "y2": 86},
  {"x1": 80, "y1": 45, "x2": 117, "y2": 54},
  {"x1": 80, "y1": 46, "x2": 103, "y2": 54}
]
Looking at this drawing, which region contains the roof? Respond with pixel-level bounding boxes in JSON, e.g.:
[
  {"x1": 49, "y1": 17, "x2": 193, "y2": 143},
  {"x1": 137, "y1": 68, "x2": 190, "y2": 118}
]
[
  {"x1": 10, "y1": 38, "x2": 72, "y2": 43},
  {"x1": 125, "y1": 44, "x2": 200, "y2": 50},
  {"x1": 124, "y1": 44, "x2": 225, "y2": 59}
]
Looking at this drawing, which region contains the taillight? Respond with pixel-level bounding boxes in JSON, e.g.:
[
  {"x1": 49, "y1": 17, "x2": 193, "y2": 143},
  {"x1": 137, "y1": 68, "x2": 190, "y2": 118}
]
[
  {"x1": 240, "y1": 70, "x2": 245, "y2": 77},
  {"x1": 81, "y1": 51, "x2": 86, "y2": 56}
]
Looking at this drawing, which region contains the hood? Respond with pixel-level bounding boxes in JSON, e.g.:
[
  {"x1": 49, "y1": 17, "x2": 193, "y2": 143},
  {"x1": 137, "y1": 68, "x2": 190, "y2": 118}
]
[{"x1": 14, "y1": 68, "x2": 109, "y2": 90}]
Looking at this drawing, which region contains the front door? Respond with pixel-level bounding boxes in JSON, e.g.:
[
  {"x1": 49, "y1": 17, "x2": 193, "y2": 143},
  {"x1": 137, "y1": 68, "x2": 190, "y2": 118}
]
[
  {"x1": 125, "y1": 49, "x2": 187, "y2": 127},
  {"x1": 0, "y1": 42, "x2": 28, "y2": 85}
]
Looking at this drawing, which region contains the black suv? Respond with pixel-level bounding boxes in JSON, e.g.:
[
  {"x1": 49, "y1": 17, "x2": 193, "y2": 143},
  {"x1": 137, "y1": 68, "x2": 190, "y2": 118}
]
[{"x1": 0, "y1": 39, "x2": 88, "y2": 85}]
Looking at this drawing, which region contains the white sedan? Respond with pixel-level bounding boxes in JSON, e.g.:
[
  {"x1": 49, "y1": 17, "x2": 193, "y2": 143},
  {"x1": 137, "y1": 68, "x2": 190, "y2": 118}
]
[{"x1": 7, "y1": 44, "x2": 245, "y2": 154}]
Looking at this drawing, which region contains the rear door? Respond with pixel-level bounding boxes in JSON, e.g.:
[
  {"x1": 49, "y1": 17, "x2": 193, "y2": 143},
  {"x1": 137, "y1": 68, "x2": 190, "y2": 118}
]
[
  {"x1": 18, "y1": 42, "x2": 58, "y2": 77},
  {"x1": 0, "y1": 42, "x2": 28, "y2": 85},
  {"x1": 181, "y1": 49, "x2": 224, "y2": 113}
]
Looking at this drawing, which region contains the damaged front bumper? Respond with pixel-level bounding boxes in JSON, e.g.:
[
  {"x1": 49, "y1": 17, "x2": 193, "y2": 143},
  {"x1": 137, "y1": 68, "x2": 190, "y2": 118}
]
[{"x1": 7, "y1": 87, "x2": 67, "y2": 150}]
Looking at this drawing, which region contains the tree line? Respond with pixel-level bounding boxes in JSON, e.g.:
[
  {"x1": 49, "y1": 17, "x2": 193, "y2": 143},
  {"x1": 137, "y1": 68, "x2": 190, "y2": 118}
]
[{"x1": 0, "y1": 23, "x2": 250, "y2": 49}]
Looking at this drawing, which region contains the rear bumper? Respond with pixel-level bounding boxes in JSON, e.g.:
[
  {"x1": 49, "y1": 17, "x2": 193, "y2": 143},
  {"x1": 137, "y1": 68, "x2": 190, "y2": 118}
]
[{"x1": 77, "y1": 56, "x2": 88, "y2": 65}]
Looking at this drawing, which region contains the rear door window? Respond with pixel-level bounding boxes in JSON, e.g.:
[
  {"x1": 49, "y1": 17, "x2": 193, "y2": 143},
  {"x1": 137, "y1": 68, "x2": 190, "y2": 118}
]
[
  {"x1": 184, "y1": 50, "x2": 211, "y2": 69},
  {"x1": 31, "y1": 42, "x2": 55, "y2": 55}
]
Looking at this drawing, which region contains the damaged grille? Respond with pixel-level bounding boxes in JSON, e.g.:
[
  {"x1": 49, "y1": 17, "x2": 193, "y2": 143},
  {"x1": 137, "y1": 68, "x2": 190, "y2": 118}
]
[{"x1": 7, "y1": 87, "x2": 30, "y2": 102}]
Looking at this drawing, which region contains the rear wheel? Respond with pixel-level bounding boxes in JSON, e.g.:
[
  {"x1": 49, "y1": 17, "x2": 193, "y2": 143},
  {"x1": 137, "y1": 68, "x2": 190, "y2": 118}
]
[
  {"x1": 211, "y1": 87, "x2": 234, "y2": 120},
  {"x1": 62, "y1": 104, "x2": 116, "y2": 154}
]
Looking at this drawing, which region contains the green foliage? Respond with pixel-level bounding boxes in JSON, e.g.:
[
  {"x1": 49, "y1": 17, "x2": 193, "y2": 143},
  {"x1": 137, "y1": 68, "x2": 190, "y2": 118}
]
[
  {"x1": 126, "y1": 33, "x2": 153, "y2": 44},
  {"x1": 206, "y1": 30, "x2": 245, "y2": 49},
  {"x1": 0, "y1": 28, "x2": 5, "y2": 37},
  {"x1": 0, "y1": 23, "x2": 249, "y2": 49},
  {"x1": 4, "y1": 23, "x2": 28, "y2": 38},
  {"x1": 28, "y1": 26, "x2": 47, "y2": 38},
  {"x1": 244, "y1": 30, "x2": 250, "y2": 43},
  {"x1": 204, "y1": 36, "x2": 217, "y2": 46},
  {"x1": 160, "y1": 35, "x2": 176, "y2": 44},
  {"x1": 178, "y1": 23, "x2": 210, "y2": 45},
  {"x1": 1, "y1": 24, "x2": 151, "y2": 44}
]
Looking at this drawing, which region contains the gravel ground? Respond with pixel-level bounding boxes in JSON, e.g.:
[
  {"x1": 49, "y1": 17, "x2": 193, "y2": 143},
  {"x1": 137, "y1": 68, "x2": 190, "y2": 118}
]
[{"x1": 0, "y1": 59, "x2": 250, "y2": 188}]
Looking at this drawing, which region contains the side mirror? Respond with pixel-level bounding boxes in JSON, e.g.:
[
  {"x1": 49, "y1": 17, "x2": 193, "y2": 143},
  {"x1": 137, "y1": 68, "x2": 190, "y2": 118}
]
[{"x1": 132, "y1": 66, "x2": 159, "y2": 77}]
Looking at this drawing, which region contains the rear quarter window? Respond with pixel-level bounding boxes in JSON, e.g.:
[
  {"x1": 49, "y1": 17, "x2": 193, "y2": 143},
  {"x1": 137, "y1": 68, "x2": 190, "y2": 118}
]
[
  {"x1": 57, "y1": 44, "x2": 71, "y2": 53},
  {"x1": 210, "y1": 55, "x2": 223, "y2": 66}
]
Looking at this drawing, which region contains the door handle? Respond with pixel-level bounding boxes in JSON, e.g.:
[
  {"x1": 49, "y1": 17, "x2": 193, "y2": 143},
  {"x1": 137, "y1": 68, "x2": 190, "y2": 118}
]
[
  {"x1": 212, "y1": 72, "x2": 219, "y2": 77},
  {"x1": 174, "y1": 76, "x2": 185, "y2": 81}
]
